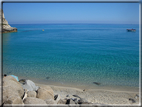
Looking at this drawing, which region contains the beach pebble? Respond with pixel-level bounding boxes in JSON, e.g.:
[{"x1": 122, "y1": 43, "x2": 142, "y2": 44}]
[
  {"x1": 36, "y1": 86, "x2": 54, "y2": 100},
  {"x1": 23, "y1": 97, "x2": 46, "y2": 104},
  {"x1": 27, "y1": 91, "x2": 36, "y2": 97}
]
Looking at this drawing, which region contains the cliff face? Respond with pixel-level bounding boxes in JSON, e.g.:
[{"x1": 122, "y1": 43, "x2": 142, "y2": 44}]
[{"x1": 0, "y1": 9, "x2": 17, "y2": 33}]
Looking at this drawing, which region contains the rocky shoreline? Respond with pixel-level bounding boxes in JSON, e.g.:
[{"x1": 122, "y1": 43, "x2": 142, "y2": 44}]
[
  {"x1": 2, "y1": 75, "x2": 140, "y2": 106},
  {"x1": 0, "y1": 9, "x2": 17, "y2": 33}
]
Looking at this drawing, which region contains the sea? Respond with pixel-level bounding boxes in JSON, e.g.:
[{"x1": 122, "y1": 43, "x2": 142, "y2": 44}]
[{"x1": 3, "y1": 24, "x2": 139, "y2": 89}]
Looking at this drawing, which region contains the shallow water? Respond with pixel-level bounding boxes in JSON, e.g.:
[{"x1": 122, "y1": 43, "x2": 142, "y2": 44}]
[{"x1": 3, "y1": 24, "x2": 139, "y2": 88}]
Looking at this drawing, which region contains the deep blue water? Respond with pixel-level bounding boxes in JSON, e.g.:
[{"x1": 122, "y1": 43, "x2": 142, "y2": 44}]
[{"x1": 3, "y1": 24, "x2": 139, "y2": 87}]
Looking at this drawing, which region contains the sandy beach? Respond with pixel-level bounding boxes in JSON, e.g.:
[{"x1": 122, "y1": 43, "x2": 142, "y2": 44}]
[
  {"x1": 1, "y1": 75, "x2": 140, "y2": 106},
  {"x1": 36, "y1": 83, "x2": 140, "y2": 106}
]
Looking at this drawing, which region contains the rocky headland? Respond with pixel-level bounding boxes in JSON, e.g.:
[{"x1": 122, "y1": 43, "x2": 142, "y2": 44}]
[{"x1": 0, "y1": 9, "x2": 17, "y2": 33}]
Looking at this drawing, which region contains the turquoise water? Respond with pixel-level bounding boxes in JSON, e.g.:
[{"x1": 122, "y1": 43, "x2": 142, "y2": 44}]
[{"x1": 3, "y1": 24, "x2": 139, "y2": 87}]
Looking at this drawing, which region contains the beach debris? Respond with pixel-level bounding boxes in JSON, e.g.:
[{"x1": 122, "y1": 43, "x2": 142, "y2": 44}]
[
  {"x1": 46, "y1": 77, "x2": 50, "y2": 80},
  {"x1": 129, "y1": 98, "x2": 136, "y2": 103},
  {"x1": 93, "y1": 82, "x2": 101, "y2": 85},
  {"x1": 73, "y1": 95, "x2": 81, "y2": 98}
]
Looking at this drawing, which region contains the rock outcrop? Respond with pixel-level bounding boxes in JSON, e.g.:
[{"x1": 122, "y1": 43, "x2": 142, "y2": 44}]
[{"x1": 0, "y1": 9, "x2": 17, "y2": 33}]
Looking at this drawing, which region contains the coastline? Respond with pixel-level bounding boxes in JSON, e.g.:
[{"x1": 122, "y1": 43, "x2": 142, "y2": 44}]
[
  {"x1": 17, "y1": 75, "x2": 139, "y2": 92},
  {"x1": 36, "y1": 82, "x2": 140, "y2": 105},
  {"x1": 14, "y1": 75, "x2": 140, "y2": 105}
]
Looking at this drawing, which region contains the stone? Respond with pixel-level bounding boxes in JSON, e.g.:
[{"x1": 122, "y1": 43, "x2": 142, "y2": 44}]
[
  {"x1": 69, "y1": 99, "x2": 76, "y2": 104},
  {"x1": 129, "y1": 98, "x2": 136, "y2": 103},
  {"x1": 54, "y1": 94, "x2": 61, "y2": 103},
  {"x1": 27, "y1": 91, "x2": 36, "y2": 97},
  {"x1": 3, "y1": 76, "x2": 24, "y2": 98},
  {"x1": 78, "y1": 98, "x2": 90, "y2": 104},
  {"x1": 72, "y1": 95, "x2": 81, "y2": 98},
  {"x1": 36, "y1": 86, "x2": 54, "y2": 100},
  {"x1": 66, "y1": 95, "x2": 69, "y2": 97},
  {"x1": 54, "y1": 95, "x2": 58, "y2": 100},
  {"x1": 57, "y1": 99, "x2": 67, "y2": 104},
  {"x1": 23, "y1": 97, "x2": 46, "y2": 104},
  {"x1": 4, "y1": 96, "x2": 23, "y2": 104},
  {"x1": 45, "y1": 99, "x2": 56, "y2": 104},
  {"x1": 3, "y1": 76, "x2": 24, "y2": 104}
]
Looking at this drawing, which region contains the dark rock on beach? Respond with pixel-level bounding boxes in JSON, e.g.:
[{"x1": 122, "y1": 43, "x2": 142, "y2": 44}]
[{"x1": 129, "y1": 98, "x2": 136, "y2": 103}]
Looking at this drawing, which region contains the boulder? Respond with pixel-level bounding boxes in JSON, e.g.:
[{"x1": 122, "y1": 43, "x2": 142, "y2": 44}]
[
  {"x1": 3, "y1": 76, "x2": 24, "y2": 104},
  {"x1": 45, "y1": 99, "x2": 56, "y2": 104},
  {"x1": 4, "y1": 96, "x2": 23, "y2": 104},
  {"x1": 27, "y1": 91, "x2": 36, "y2": 97},
  {"x1": 3, "y1": 76, "x2": 24, "y2": 98},
  {"x1": 36, "y1": 86, "x2": 54, "y2": 100},
  {"x1": 23, "y1": 97, "x2": 46, "y2": 104}
]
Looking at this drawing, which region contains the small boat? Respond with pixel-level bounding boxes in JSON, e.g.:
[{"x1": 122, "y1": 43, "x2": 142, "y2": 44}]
[{"x1": 127, "y1": 29, "x2": 136, "y2": 32}]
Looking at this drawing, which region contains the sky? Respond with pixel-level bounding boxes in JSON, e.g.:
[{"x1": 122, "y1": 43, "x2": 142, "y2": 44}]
[{"x1": 2, "y1": 2, "x2": 139, "y2": 24}]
